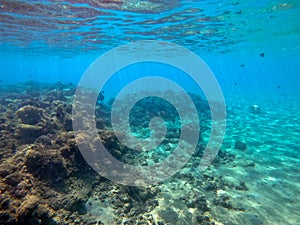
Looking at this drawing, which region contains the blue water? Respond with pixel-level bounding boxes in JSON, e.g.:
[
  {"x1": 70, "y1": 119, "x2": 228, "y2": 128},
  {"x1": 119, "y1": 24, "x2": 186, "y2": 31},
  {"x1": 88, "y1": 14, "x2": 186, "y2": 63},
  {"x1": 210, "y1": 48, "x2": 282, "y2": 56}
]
[
  {"x1": 1, "y1": 1, "x2": 300, "y2": 95},
  {"x1": 0, "y1": 0, "x2": 300, "y2": 225}
]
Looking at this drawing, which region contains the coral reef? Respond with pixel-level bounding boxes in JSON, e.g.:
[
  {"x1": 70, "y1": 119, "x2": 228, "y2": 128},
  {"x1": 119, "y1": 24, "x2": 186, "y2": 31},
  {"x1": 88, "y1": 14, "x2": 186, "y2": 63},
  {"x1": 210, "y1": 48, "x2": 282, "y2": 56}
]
[{"x1": 0, "y1": 82, "x2": 250, "y2": 225}]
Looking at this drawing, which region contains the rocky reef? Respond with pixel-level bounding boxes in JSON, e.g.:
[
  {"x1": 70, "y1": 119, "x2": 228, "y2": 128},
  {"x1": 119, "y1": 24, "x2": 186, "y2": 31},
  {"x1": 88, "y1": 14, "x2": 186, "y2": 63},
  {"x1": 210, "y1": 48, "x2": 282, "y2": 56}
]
[{"x1": 0, "y1": 82, "x2": 250, "y2": 225}]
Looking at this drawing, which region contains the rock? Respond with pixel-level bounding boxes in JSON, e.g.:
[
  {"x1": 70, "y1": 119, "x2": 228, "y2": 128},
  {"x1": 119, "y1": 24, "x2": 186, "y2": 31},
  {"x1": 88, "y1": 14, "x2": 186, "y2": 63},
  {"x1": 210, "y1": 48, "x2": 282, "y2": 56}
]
[
  {"x1": 205, "y1": 182, "x2": 218, "y2": 191},
  {"x1": 236, "y1": 181, "x2": 249, "y2": 191},
  {"x1": 235, "y1": 141, "x2": 247, "y2": 151},
  {"x1": 0, "y1": 212, "x2": 11, "y2": 224},
  {"x1": 158, "y1": 207, "x2": 178, "y2": 224},
  {"x1": 44, "y1": 89, "x2": 66, "y2": 102},
  {"x1": 244, "y1": 162, "x2": 255, "y2": 167},
  {"x1": 125, "y1": 186, "x2": 156, "y2": 203},
  {"x1": 0, "y1": 198, "x2": 10, "y2": 210},
  {"x1": 25, "y1": 149, "x2": 43, "y2": 172},
  {"x1": 0, "y1": 164, "x2": 16, "y2": 177},
  {"x1": 213, "y1": 195, "x2": 245, "y2": 211},
  {"x1": 17, "y1": 195, "x2": 39, "y2": 221},
  {"x1": 250, "y1": 104, "x2": 261, "y2": 114},
  {"x1": 25, "y1": 149, "x2": 67, "y2": 184},
  {"x1": 249, "y1": 216, "x2": 263, "y2": 225},
  {"x1": 5, "y1": 172, "x2": 22, "y2": 186},
  {"x1": 196, "y1": 215, "x2": 211, "y2": 223},
  {"x1": 17, "y1": 105, "x2": 42, "y2": 125},
  {"x1": 187, "y1": 195, "x2": 210, "y2": 211},
  {"x1": 17, "y1": 124, "x2": 44, "y2": 143},
  {"x1": 213, "y1": 195, "x2": 234, "y2": 209},
  {"x1": 64, "y1": 117, "x2": 73, "y2": 131},
  {"x1": 35, "y1": 135, "x2": 52, "y2": 146}
]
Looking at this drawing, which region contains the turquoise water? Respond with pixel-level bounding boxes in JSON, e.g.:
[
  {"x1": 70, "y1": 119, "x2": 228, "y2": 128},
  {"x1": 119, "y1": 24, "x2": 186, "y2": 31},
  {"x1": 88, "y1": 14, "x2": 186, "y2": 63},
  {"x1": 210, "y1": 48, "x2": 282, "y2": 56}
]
[{"x1": 0, "y1": 0, "x2": 300, "y2": 225}]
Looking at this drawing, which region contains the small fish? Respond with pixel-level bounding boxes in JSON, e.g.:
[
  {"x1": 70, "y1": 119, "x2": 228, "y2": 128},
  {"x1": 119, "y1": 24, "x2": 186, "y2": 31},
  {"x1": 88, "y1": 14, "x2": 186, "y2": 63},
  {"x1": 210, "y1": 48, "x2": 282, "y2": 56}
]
[
  {"x1": 277, "y1": 85, "x2": 280, "y2": 89},
  {"x1": 240, "y1": 64, "x2": 245, "y2": 67},
  {"x1": 259, "y1": 53, "x2": 265, "y2": 58},
  {"x1": 235, "y1": 82, "x2": 238, "y2": 86}
]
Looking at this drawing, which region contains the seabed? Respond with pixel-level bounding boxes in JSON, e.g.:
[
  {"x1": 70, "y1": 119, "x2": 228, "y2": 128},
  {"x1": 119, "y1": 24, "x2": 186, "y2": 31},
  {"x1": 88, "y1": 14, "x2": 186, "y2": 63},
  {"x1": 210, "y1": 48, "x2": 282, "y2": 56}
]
[{"x1": 0, "y1": 82, "x2": 299, "y2": 225}]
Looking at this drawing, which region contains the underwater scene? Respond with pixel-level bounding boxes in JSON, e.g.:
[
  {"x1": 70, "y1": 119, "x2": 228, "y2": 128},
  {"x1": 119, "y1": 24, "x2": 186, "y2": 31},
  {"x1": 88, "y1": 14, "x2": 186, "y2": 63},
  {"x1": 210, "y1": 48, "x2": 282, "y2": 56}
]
[{"x1": 0, "y1": 0, "x2": 300, "y2": 225}]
